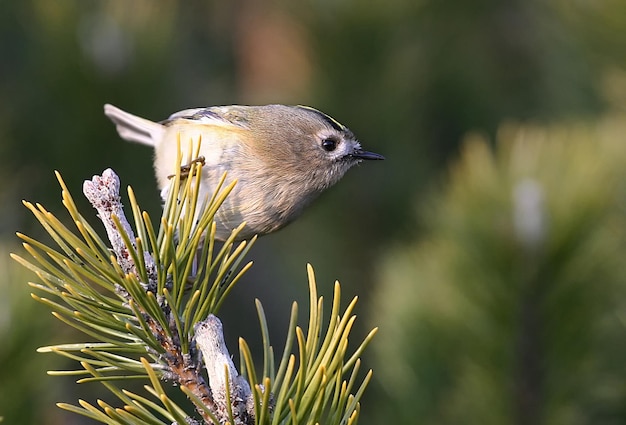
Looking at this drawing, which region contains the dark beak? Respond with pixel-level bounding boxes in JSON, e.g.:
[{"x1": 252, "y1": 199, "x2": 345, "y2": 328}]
[{"x1": 352, "y1": 149, "x2": 385, "y2": 160}]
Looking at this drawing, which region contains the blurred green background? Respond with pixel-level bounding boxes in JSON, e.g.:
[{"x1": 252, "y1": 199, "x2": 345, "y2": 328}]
[{"x1": 2, "y1": 0, "x2": 626, "y2": 424}]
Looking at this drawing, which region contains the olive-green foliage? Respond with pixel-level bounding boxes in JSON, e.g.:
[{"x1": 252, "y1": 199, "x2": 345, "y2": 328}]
[{"x1": 371, "y1": 116, "x2": 626, "y2": 425}]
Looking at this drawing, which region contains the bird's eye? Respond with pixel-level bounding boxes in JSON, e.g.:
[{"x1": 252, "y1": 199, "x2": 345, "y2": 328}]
[{"x1": 321, "y1": 137, "x2": 338, "y2": 152}]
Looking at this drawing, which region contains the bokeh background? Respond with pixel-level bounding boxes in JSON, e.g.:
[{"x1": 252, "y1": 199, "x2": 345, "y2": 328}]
[{"x1": 2, "y1": 0, "x2": 626, "y2": 424}]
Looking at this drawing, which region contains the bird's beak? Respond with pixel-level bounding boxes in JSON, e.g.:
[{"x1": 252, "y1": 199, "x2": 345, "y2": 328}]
[{"x1": 351, "y1": 149, "x2": 385, "y2": 160}]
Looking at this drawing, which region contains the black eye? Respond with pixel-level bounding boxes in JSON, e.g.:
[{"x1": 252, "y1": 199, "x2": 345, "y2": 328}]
[{"x1": 322, "y1": 137, "x2": 338, "y2": 152}]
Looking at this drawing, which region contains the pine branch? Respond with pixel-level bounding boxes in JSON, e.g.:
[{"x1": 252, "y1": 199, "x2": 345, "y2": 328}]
[
  {"x1": 83, "y1": 168, "x2": 249, "y2": 424},
  {"x1": 13, "y1": 155, "x2": 376, "y2": 425}
]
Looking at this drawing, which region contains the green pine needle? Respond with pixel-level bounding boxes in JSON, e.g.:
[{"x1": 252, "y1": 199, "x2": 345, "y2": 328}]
[{"x1": 14, "y1": 160, "x2": 375, "y2": 424}]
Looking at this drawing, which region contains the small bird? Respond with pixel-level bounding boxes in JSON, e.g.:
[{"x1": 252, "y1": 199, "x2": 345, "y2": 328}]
[{"x1": 104, "y1": 103, "x2": 384, "y2": 241}]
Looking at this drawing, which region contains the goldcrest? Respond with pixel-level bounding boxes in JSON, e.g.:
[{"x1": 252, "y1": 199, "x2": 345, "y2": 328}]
[{"x1": 104, "y1": 103, "x2": 384, "y2": 241}]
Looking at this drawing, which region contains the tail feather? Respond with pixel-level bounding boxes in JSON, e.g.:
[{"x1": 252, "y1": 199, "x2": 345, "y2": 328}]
[{"x1": 104, "y1": 104, "x2": 164, "y2": 147}]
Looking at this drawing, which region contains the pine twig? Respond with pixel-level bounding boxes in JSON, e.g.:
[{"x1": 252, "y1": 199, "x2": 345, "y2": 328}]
[
  {"x1": 195, "y1": 315, "x2": 255, "y2": 425},
  {"x1": 83, "y1": 168, "x2": 253, "y2": 424}
]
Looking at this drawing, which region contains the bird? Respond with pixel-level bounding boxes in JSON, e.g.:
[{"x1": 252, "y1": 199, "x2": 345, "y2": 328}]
[{"x1": 104, "y1": 103, "x2": 384, "y2": 241}]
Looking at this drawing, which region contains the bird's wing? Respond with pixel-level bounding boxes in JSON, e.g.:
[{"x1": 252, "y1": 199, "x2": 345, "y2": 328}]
[
  {"x1": 163, "y1": 107, "x2": 249, "y2": 130},
  {"x1": 164, "y1": 107, "x2": 209, "y2": 121}
]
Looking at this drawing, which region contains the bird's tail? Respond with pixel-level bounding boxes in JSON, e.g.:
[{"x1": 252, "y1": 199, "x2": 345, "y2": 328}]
[{"x1": 104, "y1": 104, "x2": 164, "y2": 147}]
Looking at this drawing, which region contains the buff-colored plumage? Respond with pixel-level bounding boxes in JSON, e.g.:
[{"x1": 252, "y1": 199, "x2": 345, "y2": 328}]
[{"x1": 104, "y1": 103, "x2": 383, "y2": 241}]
